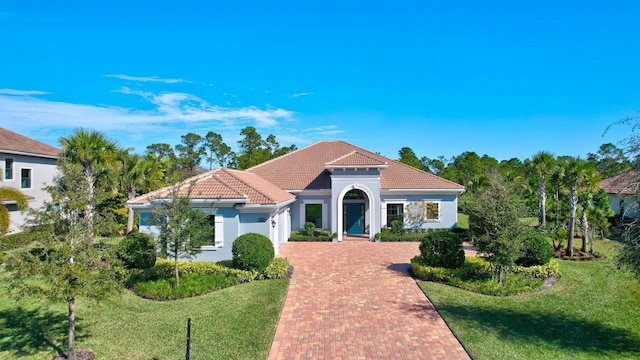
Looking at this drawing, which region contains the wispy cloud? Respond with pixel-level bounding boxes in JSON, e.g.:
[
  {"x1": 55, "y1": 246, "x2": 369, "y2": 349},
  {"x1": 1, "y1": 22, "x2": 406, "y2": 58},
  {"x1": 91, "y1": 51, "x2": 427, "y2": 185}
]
[
  {"x1": 302, "y1": 125, "x2": 344, "y2": 136},
  {"x1": 0, "y1": 88, "x2": 50, "y2": 96},
  {"x1": 291, "y1": 92, "x2": 314, "y2": 98},
  {"x1": 0, "y1": 88, "x2": 295, "y2": 147},
  {"x1": 104, "y1": 74, "x2": 190, "y2": 84}
]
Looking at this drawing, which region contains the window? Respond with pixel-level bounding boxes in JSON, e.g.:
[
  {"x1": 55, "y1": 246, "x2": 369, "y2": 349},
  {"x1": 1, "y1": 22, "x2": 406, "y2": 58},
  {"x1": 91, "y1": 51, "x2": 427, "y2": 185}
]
[
  {"x1": 20, "y1": 168, "x2": 31, "y2": 189},
  {"x1": 207, "y1": 215, "x2": 216, "y2": 245},
  {"x1": 139, "y1": 212, "x2": 152, "y2": 226},
  {"x1": 305, "y1": 204, "x2": 322, "y2": 228},
  {"x1": 4, "y1": 159, "x2": 13, "y2": 180},
  {"x1": 425, "y1": 202, "x2": 440, "y2": 221},
  {"x1": 387, "y1": 204, "x2": 403, "y2": 226},
  {"x1": 202, "y1": 214, "x2": 224, "y2": 249}
]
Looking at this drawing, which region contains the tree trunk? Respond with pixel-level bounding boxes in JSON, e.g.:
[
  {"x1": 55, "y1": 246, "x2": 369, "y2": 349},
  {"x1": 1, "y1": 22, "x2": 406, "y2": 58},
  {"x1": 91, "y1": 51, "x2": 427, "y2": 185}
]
[
  {"x1": 539, "y1": 175, "x2": 547, "y2": 225},
  {"x1": 68, "y1": 295, "x2": 75, "y2": 360},
  {"x1": 581, "y1": 210, "x2": 589, "y2": 253},
  {"x1": 126, "y1": 187, "x2": 137, "y2": 234},
  {"x1": 566, "y1": 186, "x2": 577, "y2": 258},
  {"x1": 85, "y1": 167, "x2": 94, "y2": 244},
  {"x1": 174, "y1": 256, "x2": 180, "y2": 288}
]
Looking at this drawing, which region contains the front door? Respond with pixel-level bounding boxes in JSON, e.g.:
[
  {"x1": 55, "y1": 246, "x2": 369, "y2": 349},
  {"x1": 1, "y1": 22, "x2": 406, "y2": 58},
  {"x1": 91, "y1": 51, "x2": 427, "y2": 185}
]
[{"x1": 344, "y1": 203, "x2": 364, "y2": 235}]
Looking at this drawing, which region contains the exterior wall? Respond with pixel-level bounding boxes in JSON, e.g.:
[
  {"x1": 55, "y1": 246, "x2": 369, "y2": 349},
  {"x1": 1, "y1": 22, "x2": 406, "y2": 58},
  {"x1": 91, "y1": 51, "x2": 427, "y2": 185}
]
[
  {"x1": 609, "y1": 194, "x2": 640, "y2": 218},
  {"x1": 380, "y1": 193, "x2": 460, "y2": 229},
  {"x1": 0, "y1": 152, "x2": 57, "y2": 233},
  {"x1": 290, "y1": 192, "x2": 332, "y2": 231},
  {"x1": 138, "y1": 204, "x2": 291, "y2": 262}
]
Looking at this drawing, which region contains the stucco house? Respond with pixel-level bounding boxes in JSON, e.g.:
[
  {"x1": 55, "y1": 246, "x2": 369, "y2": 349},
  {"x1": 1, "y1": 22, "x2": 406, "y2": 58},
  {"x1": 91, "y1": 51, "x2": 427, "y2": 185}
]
[
  {"x1": 128, "y1": 140, "x2": 464, "y2": 261},
  {"x1": 600, "y1": 170, "x2": 640, "y2": 218},
  {"x1": 0, "y1": 127, "x2": 60, "y2": 233}
]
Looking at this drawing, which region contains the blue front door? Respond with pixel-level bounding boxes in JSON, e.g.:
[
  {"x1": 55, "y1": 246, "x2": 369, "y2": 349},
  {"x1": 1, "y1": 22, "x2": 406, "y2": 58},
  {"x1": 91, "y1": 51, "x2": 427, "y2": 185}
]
[{"x1": 344, "y1": 203, "x2": 364, "y2": 234}]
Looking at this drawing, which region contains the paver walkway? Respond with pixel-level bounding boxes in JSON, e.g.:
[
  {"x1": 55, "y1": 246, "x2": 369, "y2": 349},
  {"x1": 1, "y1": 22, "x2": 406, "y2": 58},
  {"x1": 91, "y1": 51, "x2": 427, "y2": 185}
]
[{"x1": 268, "y1": 241, "x2": 470, "y2": 359}]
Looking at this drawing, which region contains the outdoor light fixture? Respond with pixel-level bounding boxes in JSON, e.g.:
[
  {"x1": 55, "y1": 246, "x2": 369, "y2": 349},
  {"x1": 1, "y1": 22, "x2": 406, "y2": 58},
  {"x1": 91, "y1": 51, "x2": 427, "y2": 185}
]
[{"x1": 271, "y1": 219, "x2": 276, "y2": 227}]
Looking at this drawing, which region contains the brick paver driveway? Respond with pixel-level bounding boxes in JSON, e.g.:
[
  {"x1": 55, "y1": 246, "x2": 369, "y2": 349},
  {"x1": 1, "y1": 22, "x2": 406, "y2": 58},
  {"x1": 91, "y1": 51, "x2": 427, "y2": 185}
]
[{"x1": 268, "y1": 241, "x2": 470, "y2": 359}]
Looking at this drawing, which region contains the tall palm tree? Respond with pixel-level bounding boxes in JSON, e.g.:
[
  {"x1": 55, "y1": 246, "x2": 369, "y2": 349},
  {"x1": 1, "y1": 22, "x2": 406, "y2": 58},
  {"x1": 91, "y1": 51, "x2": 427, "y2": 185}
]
[
  {"x1": 561, "y1": 158, "x2": 596, "y2": 257},
  {"x1": 0, "y1": 185, "x2": 28, "y2": 235},
  {"x1": 577, "y1": 168, "x2": 602, "y2": 253},
  {"x1": 59, "y1": 129, "x2": 119, "y2": 242},
  {"x1": 529, "y1": 151, "x2": 555, "y2": 225},
  {"x1": 119, "y1": 152, "x2": 164, "y2": 233}
]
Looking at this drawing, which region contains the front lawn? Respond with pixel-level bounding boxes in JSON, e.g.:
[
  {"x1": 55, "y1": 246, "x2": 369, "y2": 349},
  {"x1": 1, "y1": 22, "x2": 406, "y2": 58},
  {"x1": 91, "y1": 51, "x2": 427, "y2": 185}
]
[
  {"x1": 0, "y1": 269, "x2": 288, "y2": 359},
  {"x1": 419, "y1": 240, "x2": 640, "y2": 359}
]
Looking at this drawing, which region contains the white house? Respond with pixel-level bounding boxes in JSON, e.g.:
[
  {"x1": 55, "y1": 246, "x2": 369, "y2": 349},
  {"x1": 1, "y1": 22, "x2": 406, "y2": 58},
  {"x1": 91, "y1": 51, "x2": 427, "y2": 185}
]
[
  {"x1": 128, "y1": 140, "x2": 465, "y2": 261},
  {"x1": 0, "y1": 127, "x2": 60, "y2": 233},
  {"x1": 601, "y1": 170, "x2": 640, "y2": 218}
]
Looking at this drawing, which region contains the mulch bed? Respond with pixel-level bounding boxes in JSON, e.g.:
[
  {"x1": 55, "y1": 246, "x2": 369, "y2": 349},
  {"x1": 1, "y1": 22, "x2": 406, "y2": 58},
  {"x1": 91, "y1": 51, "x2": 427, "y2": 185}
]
[
  {"x1": 52, "y1": 349, "x2": 95, "y2": 360},
  {"x1": 552, "y1": 246, "x2": 607, "y2": 261}
]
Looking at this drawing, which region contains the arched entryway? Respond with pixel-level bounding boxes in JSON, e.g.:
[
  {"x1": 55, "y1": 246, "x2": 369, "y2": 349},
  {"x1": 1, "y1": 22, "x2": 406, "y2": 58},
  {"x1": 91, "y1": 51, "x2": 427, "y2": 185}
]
[{"x1": 343, "y1": 189, "x2": 367, "y2": 235}]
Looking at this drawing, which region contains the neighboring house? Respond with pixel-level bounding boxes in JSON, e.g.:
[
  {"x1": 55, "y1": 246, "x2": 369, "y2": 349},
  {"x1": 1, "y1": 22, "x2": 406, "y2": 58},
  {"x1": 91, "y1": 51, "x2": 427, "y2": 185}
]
[
  {"x1": 128, "y1": 140, "x2": 464, "y2": 261},
  {"x1": 600, "y1": 170, "x2": 640, "y2": 218},
  {"x1": 0, "y1": 127, "x2": 60, "y2": 233}
]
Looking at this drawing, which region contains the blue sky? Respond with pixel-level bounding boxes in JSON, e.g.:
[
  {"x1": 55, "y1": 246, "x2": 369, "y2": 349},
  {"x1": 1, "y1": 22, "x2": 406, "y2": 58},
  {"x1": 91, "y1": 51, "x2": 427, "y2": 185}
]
[{"x1": 1, "y1": 1, "x2": 639, "y2": 162}]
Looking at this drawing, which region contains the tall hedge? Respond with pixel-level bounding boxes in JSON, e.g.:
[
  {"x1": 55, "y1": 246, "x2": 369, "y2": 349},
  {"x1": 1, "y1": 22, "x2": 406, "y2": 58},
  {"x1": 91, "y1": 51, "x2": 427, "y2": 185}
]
[
  {"x1": 232, "y1": 233, "x2": 274, "y2": 273},
  {"x1": 419, "y1": 230, "x2": 465, "y2": 269}
]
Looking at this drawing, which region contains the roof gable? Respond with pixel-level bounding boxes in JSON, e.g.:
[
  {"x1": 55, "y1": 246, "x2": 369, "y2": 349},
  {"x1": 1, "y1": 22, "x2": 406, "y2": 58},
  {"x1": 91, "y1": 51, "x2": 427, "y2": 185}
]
[
  {"x1": 128, "y1": 168, "x2": 295, "y2": 206},
  {"x1": 0, "y1": 127, "x2": 60, "y2": 158},
  {"x1": 248, "y1": 140, "x2": 464, "y2": 191}
]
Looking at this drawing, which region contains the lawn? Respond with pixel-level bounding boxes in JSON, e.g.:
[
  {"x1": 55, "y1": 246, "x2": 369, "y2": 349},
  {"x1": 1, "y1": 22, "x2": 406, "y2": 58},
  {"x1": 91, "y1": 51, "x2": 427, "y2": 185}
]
[
  {"x1": 0, "y1": 269, "x2": 288, "y2": 359},
  {"x1": 419, "y1": 240, "x2": 640, "y2": 359}
]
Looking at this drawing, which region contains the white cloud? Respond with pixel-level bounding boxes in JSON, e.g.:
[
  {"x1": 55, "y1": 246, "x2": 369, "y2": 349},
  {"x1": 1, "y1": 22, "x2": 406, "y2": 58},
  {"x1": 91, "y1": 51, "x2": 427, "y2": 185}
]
[
  {"x1": 292, "y1": 92, "x2": 314, "y2": 98},
  {"x1": 0, "y1": 88, "x2": 294, "y2": 137},
  {"x1": 104, "y1": 74, "x2": 190, "y2": 84},
  {"x1": 0, "y1": 88, "x2": 50, "y2": 96}
]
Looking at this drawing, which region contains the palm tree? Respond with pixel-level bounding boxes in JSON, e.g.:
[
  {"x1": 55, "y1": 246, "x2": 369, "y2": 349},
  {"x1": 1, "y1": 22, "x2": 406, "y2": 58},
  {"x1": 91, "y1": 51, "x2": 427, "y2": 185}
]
[
  {"x1": 119, "y1": 152, "x2": 163, "y2": 233},
  {"x1": 529, "y1": 151, "x2": 555, "y2": 225},
  {"x1": 59, "y1": 129, "x2": 119, "y2": 242},
  {"x1": 561, "y1": 158, "x2": 597, "y2": 257},
  {"x1": 577, "y1": 168, "x2": 602, "y2": 253},
  {"x1": 0, "y1": 185, "x2": 28, "y2": 235}
]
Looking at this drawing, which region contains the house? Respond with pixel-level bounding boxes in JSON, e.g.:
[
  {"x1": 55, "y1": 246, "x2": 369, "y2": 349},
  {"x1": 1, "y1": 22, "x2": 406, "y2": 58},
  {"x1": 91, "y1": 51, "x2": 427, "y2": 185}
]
[
  {"x1": 0, "y1": 127, "x2": 60, "y2": 233},
  {"x1": 600, "y1": 170, "x2": 640, "y2": 218},
  {"x1": 128, "y1": 140, "x2": 465, "y2": 261}
]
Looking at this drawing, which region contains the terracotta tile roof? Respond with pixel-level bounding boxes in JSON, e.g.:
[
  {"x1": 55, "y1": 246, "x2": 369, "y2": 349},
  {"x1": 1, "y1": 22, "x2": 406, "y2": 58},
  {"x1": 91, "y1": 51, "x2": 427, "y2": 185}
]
[
  {"x1": 128, "y1": 168, "x2": 295, "y2": 206},
  {"x1": 601, "y1": 170, "x2": 640, "y2": 195},
  {"x1": 326, "y1": 151, "x2": 387, "y2": 166},
  {"x1": 248, "y1": 140, "x2": 464, "y2": 191},
  {"x1": 0, "y1": 127, "x2": 60, "y2": 158}
]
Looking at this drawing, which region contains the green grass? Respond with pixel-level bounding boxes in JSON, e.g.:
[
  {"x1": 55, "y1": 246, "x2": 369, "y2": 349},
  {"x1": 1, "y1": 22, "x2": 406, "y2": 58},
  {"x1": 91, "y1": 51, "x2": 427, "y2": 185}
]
[
  {"x1": 419, "y1": 240, "x2": 640, "y2": 359},
  {"x1": 0, "y1": 269, "x2": 288, "y2": 359}
]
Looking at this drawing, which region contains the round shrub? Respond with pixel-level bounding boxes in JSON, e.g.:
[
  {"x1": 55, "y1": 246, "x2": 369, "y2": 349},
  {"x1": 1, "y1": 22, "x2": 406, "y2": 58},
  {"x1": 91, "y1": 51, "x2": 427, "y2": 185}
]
[
  {"x1": 516, "y1": 229, "x2": 553, "y2": 267},
  {"x1": 419, "y1": 230, "x2": 465, "y2": 269},
  {"x1": 118, "y1": 232, "x2": 157, "y2": 269},
  {"x1": 232, "y1": 233, "x2": 274, "y2": 273}
]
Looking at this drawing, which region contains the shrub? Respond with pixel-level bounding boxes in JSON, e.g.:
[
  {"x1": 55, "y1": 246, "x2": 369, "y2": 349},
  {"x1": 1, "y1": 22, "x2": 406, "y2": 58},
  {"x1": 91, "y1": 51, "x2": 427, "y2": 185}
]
[
  {"x1": 232, "y1": 233, "x2": 274, "y2": 273},
  {"x1": 411, "y1": 257, "x2": 455, "y2": 282},
  {"x1": 302, "y1": 222, "x2": 316, "y2": 236},
  {"x1": 512, "y1": 259, "x2": 560, "y2": 278},
  {"x1": 516, "y1": 229, "x2": 553, "y2": 267},
  {"x1": 0, "y1": 251, "x2": 4, "y2": 264},
  {"x1": 289, "y1": 230, "x2": 331, "y2": 242},
  {"x1": 419, "y1": 230, "x2": 465, "y2": 269},
  {"x1": 379, "y1": 233, "x2": 424, "y2": 242},
  {"x1": 390, "y1": 220, "x2": 405, "y2": 235},
  {"x1": 258, "y1": 258, "x2": 290, "y2": 280},
  {"x1": 0, "y1": 231, "x2": 34, "y2": 251},
  {"x1": 117, "y1": 232, "x2": 157, "y2": 269}
]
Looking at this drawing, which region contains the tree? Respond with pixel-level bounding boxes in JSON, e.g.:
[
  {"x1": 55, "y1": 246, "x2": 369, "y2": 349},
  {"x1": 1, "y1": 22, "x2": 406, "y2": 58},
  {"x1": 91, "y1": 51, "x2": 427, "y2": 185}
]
[
  {"x1": 0, "y1": 183, "x2": 28, "y2": 235},
  {"x1": 147, "y1": 182, "x2": 212, "y2": 287},
  {"x1": 587, "y1": 143, "x2": 631, "y2": 177},
  {"x1": 59, "y1": 129, "x2": 119, "y2": 244},
  {"x1": 237, "y1": 126, "x2": 265, "y2": 169},
  {"x1": 204, "y1": 131, "x2": 232, "y2": 169},
  {"x1": 175, "y1": 133, "x2": 206, "y2": 176},
  {"x1": 559, "y1": 158, "x2": 598, "y2": 257},
  {"x1": 397, "y1": 147, "x2": 424, "y2": 170},
  {"x1": 118, "y1": 152, "x2": 163, "y2": 234},
  {"x1": 465, "y1": 173, "x2": 526, "y2": 284},
  {"x1": 528, "y1": 151, "x2": 555, "y2": 226},
  {"x1": 404, "y1": 200, "x2": 440, "y2": 229},
  {"x1": 6, "y1": 161, "x2": 121, "y2": 360}
]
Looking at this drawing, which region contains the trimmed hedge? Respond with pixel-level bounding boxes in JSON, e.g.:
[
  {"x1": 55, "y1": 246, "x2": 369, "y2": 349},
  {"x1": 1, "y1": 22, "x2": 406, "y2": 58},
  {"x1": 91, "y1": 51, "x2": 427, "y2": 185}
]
[
  {"x1": 257, "y1": 258, "x2": 290, "y2": 280},
  {"x1": 516, "y1": 229, "x2": 553, "y2": 267},
  {"x1": 117, "y1": 232, "x2": 156, "y2": 269},
  {"x1": 149, "y1": 259, "x2": 255, "y2": 283},
  {"x1": 379, "y1": 233, "x2": 424, "y2": 242},
  {"x1": 232, "y1": 233, "x2": 275, "y2": 273},
  {"x1": 0, "y1": 231, "x2": 34, "y2": 251},
  {"x1": 289, "y1": 230, "x2": 331, "y2": 242}
]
